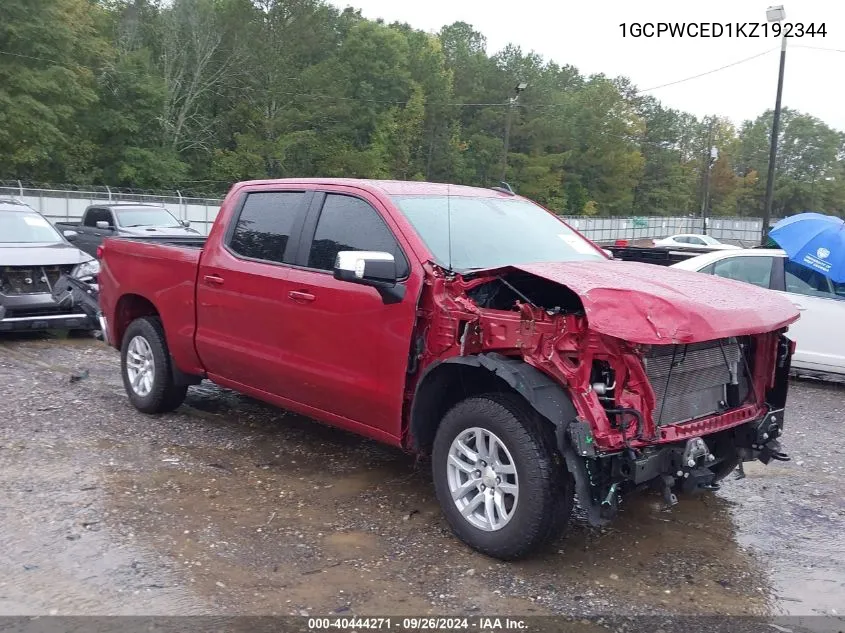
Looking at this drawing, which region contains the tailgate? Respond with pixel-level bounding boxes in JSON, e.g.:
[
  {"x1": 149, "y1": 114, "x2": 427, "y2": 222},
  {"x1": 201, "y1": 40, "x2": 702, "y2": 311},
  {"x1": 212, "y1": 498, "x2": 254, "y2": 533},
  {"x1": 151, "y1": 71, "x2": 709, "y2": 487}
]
[{"x1": 98, "y1": 237, "x2": 204, "y2": 374}]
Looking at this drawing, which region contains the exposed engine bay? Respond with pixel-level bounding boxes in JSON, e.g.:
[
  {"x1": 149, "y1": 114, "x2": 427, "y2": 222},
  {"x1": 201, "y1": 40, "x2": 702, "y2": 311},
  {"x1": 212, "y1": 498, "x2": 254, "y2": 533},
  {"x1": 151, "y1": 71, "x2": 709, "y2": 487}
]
[{"x1": 409, "y1": 263, "x2": 796, "y2": 525}]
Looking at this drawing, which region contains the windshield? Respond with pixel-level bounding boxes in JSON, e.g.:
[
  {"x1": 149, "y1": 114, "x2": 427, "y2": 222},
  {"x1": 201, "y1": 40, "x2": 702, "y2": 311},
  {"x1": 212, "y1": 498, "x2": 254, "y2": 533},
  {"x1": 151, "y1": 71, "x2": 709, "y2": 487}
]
[
  {"x1": 391, "y1": 195, "x2": 605, "y2": 271},
  {"x1": 0, "y1": 211, "x2": 63, "y2": 244},
  {"x1": 115, "y1": 207, "x2": 180, "y2": 228},
  {"x1": 700, "y1": 235, "x2": 721, "y2": 245}
]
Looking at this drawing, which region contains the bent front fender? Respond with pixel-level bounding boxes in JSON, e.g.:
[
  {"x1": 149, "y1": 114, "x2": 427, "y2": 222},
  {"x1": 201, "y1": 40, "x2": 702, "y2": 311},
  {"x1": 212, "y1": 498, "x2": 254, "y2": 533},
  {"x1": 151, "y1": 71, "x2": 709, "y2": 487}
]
[{"x1": 410, "y1": 352, "x2": 606, "y2": 526}]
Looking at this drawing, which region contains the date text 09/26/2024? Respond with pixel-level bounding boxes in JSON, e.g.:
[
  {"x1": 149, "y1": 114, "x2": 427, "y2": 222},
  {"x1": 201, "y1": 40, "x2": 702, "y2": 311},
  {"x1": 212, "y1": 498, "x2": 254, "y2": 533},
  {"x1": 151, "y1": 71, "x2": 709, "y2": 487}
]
[
  {"x1": 307, "y1": 617, "x2": 527, "y2": 631},
  {"x1": 619, "y1": 22, "x2": 827, "y2": 37}
]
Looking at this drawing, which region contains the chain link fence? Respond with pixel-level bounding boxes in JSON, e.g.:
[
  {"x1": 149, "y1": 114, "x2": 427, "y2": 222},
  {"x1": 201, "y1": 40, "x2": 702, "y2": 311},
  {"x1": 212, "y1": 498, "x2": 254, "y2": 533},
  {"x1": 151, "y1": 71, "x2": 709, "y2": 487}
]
[
  {"x1": 1, "y1": 181, "x2": 772, "y2": 244},
  {"x1": 0, "y1": 181, "x2": 221, "y2": 235},
  {"x1": 562, "y1": 216, "x2": 767, "y2": 246}
]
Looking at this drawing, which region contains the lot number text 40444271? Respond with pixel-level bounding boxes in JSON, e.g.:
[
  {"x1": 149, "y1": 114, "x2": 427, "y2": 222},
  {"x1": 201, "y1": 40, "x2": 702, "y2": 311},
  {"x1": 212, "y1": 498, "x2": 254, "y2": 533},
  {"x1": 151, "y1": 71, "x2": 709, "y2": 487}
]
[{"x1": 307, "y1": 617, "x2": 529, "y2": 631}]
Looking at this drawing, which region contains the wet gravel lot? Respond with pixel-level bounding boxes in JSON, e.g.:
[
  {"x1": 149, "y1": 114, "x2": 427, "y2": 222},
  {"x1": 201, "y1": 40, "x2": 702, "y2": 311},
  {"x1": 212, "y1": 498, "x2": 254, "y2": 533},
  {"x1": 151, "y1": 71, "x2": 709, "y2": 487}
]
[{"x1": 0, "y1": 334, "x2": 843, "y2": 620}]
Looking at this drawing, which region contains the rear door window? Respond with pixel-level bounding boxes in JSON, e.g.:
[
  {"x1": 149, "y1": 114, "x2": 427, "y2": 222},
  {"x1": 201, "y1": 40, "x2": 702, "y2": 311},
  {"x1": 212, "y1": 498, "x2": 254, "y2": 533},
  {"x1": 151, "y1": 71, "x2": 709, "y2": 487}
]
[
  {"x1": 84, "y1": 208, "x2": 114, "y2": 227},
  {"x1": 228, "y1": 191, "x2": 307, "y2": 264}
]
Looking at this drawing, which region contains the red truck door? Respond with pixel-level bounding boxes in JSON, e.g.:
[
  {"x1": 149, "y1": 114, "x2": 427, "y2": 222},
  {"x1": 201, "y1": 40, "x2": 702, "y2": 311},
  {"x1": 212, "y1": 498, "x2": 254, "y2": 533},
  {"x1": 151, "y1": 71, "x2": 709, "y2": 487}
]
[
  {"x1": 194, "y1": 189, "x2": 313, "y2": 395},
  {"x1": 280, "y1": 189, "x2": 422, "y2": 439}
]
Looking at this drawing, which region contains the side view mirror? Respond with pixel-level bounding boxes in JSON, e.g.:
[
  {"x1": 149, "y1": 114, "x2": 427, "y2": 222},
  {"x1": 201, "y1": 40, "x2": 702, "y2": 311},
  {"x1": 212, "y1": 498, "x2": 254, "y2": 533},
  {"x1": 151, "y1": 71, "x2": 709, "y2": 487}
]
[
  {"x1": 63, "y1": 229, "x2": 78, "y2": 241},
  {"x1": 95, "y1": 221, "x2": 112, "y2": 230},
  {"x1": 333, "y1": 250, "x2": 405, "y2": 304},
  {"x1": 181, "y1": 219, "x2": 191, "y2": 227}
]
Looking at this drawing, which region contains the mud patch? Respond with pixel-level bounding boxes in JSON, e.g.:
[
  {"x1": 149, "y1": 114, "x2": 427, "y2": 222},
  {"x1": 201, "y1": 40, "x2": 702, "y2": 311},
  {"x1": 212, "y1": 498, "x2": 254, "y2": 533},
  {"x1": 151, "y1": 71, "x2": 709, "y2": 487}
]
[{"x1": 323, "y1": 532, "x2": 382, "y2": 556}]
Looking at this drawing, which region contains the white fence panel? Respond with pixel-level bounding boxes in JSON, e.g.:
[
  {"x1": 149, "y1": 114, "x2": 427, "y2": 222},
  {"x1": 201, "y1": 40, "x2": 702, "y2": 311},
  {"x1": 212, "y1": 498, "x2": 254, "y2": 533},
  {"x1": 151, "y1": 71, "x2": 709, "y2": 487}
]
[{"x1": 2, "y1": 184, "x2": 776, "y2": 243}]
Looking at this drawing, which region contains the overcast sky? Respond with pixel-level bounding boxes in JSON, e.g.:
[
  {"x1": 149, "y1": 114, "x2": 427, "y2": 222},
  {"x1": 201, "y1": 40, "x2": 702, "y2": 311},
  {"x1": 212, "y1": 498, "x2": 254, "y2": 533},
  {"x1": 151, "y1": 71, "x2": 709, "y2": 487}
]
[{"x1": 329, "y1": 0, "x2": 845, "y2": 132}]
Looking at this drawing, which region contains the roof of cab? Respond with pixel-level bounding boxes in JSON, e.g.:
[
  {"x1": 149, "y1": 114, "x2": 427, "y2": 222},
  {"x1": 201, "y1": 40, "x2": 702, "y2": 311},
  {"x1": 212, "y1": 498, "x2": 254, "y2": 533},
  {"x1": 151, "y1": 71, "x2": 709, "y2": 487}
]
[
  {"x1": 234, "y1": 178, "x2": 518, "y2": 199},
  {"x1": 0, "y1": 198, "x2": 36, "y2": 212},
  {"x1": 87, "y1": 201, "x2": 166, "y2": 209}
]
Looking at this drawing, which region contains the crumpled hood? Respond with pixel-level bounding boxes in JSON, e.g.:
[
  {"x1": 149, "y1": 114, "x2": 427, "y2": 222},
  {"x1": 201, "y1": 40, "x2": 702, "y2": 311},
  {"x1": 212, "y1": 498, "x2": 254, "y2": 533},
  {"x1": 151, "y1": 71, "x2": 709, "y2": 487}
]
[
  {"x1": 516, "y1": 260, "x2": 800, "y2": 345},
  {"x1": 0, "y1": 243, "x2": 92, "y2": 266}
]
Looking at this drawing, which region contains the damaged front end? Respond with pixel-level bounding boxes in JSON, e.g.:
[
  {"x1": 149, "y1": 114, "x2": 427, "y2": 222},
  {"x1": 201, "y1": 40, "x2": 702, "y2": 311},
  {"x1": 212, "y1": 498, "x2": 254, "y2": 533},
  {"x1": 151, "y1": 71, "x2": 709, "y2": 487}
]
[
  {"x1": 410, "y1": 261, "x2": 798, "y2": 526},
  {"x1": 0, "y1": 267, "x2": 102, "y2": 333},
  {"x1": 566, "y1": 332, "x2": 794, "y2": 523},
  {"x1": 50, "y1": 274, "x2": 104, "y2": 336}
]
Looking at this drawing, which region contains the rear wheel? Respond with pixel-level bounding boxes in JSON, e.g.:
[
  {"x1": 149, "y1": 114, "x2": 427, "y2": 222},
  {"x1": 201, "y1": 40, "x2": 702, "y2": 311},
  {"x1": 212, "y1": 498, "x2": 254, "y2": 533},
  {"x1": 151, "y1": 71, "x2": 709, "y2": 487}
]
[
  {"x1": 431, "y1": 393, "x2": 573, "y2": 560},
  {"x1": 120, "y1": 317, "x2": 187, "y2": 414}
]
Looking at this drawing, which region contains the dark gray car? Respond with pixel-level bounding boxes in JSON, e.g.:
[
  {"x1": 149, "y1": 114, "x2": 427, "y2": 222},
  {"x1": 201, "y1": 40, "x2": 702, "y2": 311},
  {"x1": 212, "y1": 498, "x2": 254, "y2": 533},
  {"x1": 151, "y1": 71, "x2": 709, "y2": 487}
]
[
  {"x1": 55, "y1": 202, "x2": 201, "y2": 257},
  {"x1": 0, "y1": 199, "x2": 100, "y2": 332}
]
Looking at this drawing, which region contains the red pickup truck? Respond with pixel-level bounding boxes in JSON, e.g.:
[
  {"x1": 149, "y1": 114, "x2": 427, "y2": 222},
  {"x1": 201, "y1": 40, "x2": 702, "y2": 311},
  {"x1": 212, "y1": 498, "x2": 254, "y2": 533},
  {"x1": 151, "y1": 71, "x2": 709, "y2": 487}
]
[{"x1": 98, "y1": 179, "x2": 799, "y2": 560}]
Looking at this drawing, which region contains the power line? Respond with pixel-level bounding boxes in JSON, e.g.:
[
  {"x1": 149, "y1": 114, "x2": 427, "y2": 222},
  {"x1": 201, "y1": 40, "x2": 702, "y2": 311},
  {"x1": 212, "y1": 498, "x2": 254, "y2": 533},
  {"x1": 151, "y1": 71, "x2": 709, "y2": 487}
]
[
  {"x1": 636, "y1": 48, "x2": 777, "y2": 93},
  {"x1": 791, "y1": 44, "x2": 845, "y2": 54},
  {"x1": 0, "y1": 50, "x2": 81, "y2": 69},
  {"x1": 280, "y1": 90, "x2": 511, "y2": 107}
]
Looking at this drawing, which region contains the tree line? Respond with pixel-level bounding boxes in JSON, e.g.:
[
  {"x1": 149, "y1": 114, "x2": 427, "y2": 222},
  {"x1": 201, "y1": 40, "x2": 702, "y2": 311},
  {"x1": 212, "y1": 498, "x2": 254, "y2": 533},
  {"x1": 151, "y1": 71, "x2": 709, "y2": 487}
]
[{"x1": 2, "y1": 0, "x2": 844, "y2": 217}]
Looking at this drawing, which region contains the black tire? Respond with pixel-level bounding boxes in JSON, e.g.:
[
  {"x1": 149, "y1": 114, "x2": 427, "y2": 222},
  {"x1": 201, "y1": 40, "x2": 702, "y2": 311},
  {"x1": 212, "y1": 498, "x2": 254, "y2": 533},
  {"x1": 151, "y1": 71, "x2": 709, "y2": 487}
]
[
  {"x1": 431, "y1": 393, "x2": 574, "y2": 560},
  {"x1": 120, "y1": 317, "x2": 187, "y2": 414}
]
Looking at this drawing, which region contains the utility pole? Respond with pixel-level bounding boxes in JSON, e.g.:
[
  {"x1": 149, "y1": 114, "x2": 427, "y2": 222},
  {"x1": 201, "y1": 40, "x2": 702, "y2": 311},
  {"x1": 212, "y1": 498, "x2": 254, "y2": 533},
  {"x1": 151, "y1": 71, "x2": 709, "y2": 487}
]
[
  {"x1": 501, "y1": 82, "x2": 527, "y2": 181},
  {"x1": 700, "y1": 118, "x2": 717, "y2": 234},
  {"x1": 762, "y1": 5, "x2": 787, "y2": 244}
]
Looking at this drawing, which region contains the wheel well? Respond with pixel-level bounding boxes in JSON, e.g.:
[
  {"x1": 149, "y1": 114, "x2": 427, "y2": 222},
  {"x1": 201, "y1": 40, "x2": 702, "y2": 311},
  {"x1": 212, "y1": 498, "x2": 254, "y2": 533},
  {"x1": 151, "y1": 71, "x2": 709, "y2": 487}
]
[
  {"x1": 409, "y1": 359, "x2": 566, "y2": 454},
  {"x1": 114, "y1": 294, "x2": 159, "y2": 347}
]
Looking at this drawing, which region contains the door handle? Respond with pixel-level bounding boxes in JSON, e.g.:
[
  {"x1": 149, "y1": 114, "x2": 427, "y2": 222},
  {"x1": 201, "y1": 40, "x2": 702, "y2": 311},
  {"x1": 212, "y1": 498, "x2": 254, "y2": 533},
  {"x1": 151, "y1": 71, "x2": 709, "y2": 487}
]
[
  {"x1": 203, "y1": 274, "x2": 224, "y2": 285},
  {"x1": 288, "y1": 290, "x2": 316, "y2": 303},
  {"x1": 794, "y1": 303, "x2": 806, "y2": 311}
]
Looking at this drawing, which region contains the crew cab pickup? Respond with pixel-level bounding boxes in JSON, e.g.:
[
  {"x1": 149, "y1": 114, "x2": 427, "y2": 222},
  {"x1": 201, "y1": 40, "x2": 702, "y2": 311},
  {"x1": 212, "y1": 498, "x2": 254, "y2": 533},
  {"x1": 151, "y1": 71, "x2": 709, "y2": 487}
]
[
  {"x1": 98, "y1": 179, "x2": 800, "y2": 560},
  {"x1": 56, "y1": 202, "x2": 202, "y2": 257}
]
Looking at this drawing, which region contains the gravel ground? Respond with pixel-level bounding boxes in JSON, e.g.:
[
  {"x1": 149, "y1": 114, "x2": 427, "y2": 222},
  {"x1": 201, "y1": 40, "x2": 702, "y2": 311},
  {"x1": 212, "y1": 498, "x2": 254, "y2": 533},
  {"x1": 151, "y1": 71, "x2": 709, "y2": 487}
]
[{"x1": 0, "y1": 334, "x2": 843, "y2": 622}]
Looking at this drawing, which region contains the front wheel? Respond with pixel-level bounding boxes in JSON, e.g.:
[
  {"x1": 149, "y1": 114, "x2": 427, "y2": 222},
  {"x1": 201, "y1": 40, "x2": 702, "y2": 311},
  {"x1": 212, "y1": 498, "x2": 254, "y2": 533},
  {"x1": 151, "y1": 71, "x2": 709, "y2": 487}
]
[
  {"x1": 431, "y1": 393, "x2": 574, "y2": 560},
  {"x1": 120, "y1": 317, "x2": 187, "y2": 414}
]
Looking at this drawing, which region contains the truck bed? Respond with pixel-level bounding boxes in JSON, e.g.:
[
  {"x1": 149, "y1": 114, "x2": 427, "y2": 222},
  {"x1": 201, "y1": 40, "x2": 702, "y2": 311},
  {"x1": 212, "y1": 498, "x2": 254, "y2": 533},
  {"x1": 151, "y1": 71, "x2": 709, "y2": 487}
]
[
  {"x1": 98, "y1": 237, "x2": 204, "y2": 375},
  {"x1": 110, "y1": 235, "x2": 207, "y2": 248},
  {"x1": 56, "y1": 222, "x2": 206, "y2": 257},
  {"x1": 607, "y1": 245, "x2": 713, "y2": 266}
]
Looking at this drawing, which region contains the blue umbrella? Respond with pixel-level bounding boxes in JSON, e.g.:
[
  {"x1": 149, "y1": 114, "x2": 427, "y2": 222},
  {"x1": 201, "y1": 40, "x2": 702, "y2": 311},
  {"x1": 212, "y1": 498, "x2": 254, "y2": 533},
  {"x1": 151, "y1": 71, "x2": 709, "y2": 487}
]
[{"x1": 769, "y1": 212, "x2": 845, "y2": 283}]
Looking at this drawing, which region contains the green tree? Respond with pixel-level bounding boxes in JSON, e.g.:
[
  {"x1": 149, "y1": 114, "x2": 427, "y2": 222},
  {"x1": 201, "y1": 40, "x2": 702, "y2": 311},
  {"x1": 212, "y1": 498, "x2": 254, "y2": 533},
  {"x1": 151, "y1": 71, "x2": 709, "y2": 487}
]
[
  {"x1": 0, "y1": 0, "x2": 102, "y2": 180},
  {"x1": 1, "y1": 0, "x2": 843, "y2": 218},
  {"x1": 737, "y1": 109, "x2": 845, "y2": 216}
]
